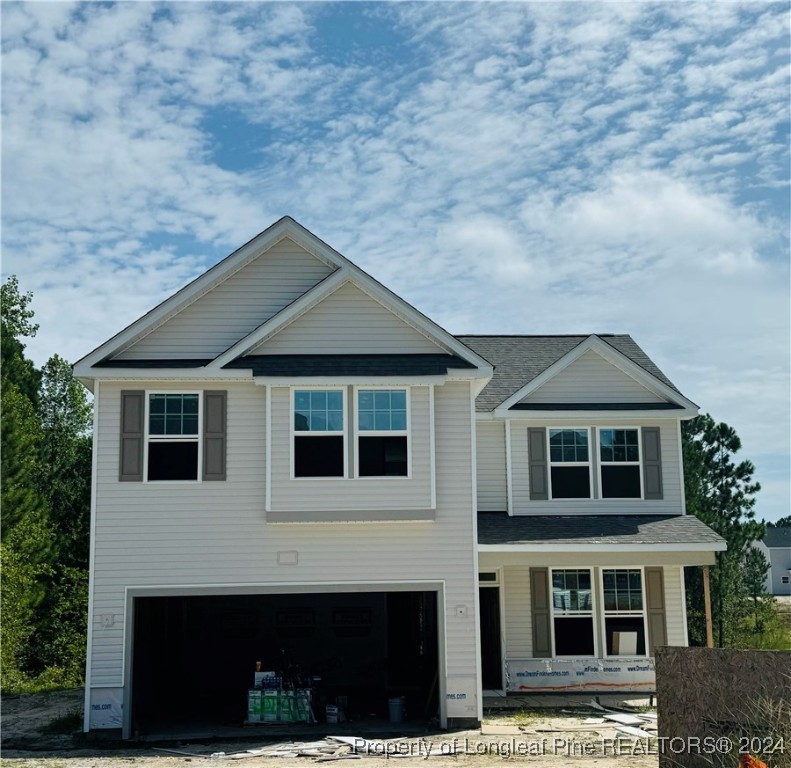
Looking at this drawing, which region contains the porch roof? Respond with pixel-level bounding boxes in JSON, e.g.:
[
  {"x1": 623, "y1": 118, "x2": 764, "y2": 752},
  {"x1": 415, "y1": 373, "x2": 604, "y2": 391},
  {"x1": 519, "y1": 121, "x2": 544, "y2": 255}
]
[{"x1": 477, "y1": 513, "x2": 726, "y2": 552}]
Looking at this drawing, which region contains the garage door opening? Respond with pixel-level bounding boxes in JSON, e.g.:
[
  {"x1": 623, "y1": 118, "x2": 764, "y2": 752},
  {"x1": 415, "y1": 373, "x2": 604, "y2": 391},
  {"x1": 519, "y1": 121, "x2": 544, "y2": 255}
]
[{"x1": 131, "y1": 590, "x2": 439, "y2": 734}]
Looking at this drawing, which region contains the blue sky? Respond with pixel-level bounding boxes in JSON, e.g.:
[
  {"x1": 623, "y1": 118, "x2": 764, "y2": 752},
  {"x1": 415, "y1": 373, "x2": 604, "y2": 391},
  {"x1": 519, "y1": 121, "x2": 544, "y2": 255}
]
[{"x1": 2, "y1": 2, "x2": 789, "y2": 521}]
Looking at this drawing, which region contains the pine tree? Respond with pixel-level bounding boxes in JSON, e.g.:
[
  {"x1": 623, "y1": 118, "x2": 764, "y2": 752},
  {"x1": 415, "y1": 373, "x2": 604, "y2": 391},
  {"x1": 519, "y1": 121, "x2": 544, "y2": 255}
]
[{"x1": 682, "y1": 414, "x2": 763, "y2": 647}]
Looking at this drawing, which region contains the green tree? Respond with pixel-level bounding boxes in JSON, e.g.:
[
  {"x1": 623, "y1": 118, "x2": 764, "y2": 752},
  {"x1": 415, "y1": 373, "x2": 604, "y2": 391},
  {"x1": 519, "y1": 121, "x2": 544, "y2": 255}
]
[
  {"x1": 1, "y1": 276, "x2": 92, "y2": 691},
  {"x1": 37, "y1": 354, "x2": 92, "y2": 566},
  {"x1": 1, "y1": 384, "x2": 48, "y2": 536},
  {"x1": 741, "y1": 546, "x2": 770, "y2": 633},
  {"x1": 0, "y1": 511, "x2": 53, "y2": 690},
  {"x1": 1, "y1": 275, "x2": 41, "y2": 404},
  {"x1": 773, "y1": 516, "x2": 791, "y2": 527},
  {"x1": 683, "y1": 414, "x2": 763, "y2": 648}
]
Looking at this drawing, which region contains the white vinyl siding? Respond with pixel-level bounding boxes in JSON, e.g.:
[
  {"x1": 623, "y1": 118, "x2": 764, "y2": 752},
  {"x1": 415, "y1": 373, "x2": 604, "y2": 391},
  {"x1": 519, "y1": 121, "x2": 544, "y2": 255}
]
[
  {"x1": 523, "y1": 350, "x2": 666, "y2": 404},
  {"x1": 502, "y1": 565, "x2": 532, "y2": 657},
  {"x1": 509, "y1": 418, "x2": 683, "y2": 515},
  {"x1": 494, "y1": 564, "x2": 685, "y2": 665},
  {"x1": 663, "y1": 566, "x2": 686, "y2": 646},
  {"x1": 767, "y1": 548, "x2": 791, "y2": 596},
  {"x1": 475, "y1": 421, "x2": 507, "y2": 511},
  {"x1": 115, "y1": 239, "x2": 335, "y2": 360},
  {"x1": 90, "y1": 380, "x2": 477, "y2": 704},
  {"x1": 253, "y1": 282, "x2": 443, "y2": 355},
  {"x1": 270, "y1": 385, "x2": 431, "y2": 511}
]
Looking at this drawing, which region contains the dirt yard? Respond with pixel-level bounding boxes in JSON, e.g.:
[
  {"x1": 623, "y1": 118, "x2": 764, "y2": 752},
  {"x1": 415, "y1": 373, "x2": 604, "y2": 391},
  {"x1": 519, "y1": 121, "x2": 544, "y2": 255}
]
[{"x1": 1, "y1": 689, "x2": 659, "y2": 767}]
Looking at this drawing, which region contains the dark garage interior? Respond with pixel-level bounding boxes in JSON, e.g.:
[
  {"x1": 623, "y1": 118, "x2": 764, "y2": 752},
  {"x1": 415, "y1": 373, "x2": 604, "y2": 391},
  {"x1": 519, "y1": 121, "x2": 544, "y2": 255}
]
[{"x1": 132, "y1": 590, "x2": 439, "y2": 734}]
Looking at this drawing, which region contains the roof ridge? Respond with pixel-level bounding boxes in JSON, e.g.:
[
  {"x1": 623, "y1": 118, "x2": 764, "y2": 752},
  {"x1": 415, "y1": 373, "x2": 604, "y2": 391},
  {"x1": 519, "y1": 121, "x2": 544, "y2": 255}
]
[{"x1": 454, "y1": 333, "x2": 626, "y2": 339}]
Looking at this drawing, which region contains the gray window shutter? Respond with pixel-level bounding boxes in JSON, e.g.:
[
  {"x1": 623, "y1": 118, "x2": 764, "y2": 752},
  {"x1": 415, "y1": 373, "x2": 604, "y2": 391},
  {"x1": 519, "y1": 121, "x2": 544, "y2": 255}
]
[
  {"x1": 645, "y1": 566, "x2": 667, "y2": 654},
  {"x1": 528, "y1": 427, "x2": 548, "y2": 500},
  {"x1": 119, "y1": 390, "x2": 144, "y2": 482},
  {"x1": 641, "y1": 427, "x2": 663, "y2": 500},
  {"x1": 203, "y1": 390, "x2": 227, "y2": 481},
  {"x1": 530, "y1": 567, "x2": 552, "y2": 658}
]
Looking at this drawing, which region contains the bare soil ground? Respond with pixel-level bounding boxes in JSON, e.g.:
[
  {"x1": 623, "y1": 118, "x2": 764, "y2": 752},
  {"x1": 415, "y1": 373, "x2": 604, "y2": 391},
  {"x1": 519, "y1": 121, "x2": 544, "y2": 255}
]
[{"x1": 1, "y1": 689, "x2": 659, "y2": 767}]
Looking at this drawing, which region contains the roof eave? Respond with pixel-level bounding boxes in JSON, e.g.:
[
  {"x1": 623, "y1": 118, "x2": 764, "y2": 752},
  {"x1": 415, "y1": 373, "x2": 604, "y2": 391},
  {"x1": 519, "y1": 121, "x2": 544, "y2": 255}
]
[{"x1": 478, "y1": 542, "x2": 727, "y2": 553}]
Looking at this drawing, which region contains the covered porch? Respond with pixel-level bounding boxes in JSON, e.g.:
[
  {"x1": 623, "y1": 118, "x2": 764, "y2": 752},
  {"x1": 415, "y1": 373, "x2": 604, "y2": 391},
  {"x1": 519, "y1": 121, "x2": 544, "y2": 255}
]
[{"x1": 476, "y1": 513, "x2": 726, "y2": 694}]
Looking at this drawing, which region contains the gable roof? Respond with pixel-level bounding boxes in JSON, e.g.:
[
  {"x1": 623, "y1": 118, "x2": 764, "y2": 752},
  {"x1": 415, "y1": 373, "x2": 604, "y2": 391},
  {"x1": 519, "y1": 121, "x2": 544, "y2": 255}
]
[
  {"x1": 74, "y1": 217, "x2": 492, "y2": 379},
  {"x1": 764, "y1": 526, "x2": 791, "y2": 548},
  {"x1": 456, "y1": 334, "x2": 687, "y2": 412}
]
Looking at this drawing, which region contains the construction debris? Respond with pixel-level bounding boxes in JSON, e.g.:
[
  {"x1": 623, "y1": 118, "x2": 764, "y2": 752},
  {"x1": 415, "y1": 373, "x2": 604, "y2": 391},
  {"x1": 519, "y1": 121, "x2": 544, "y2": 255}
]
[{"x1": 602, "y1": 712, "x2": 649, "y2": 727}]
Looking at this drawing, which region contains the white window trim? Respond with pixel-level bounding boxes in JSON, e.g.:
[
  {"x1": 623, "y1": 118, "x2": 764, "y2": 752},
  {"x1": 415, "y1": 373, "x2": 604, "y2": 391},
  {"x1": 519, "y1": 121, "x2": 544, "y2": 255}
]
[
  {"x1": 597, "y1": 426, "x2": 644, "y2": 501},
  {"x1": 144, "y1": 390, "x2": 203, "y2": 484},
  {"x1": 599, "y1": 566, "x2": 650, "y2": 659},
  {"x1": 547, "y1": 427, "x2": 593, "y2": 500},
  {"x1": 548, "y1": 567, "x2": 598, "y2": 658},
  {"x1": 290, "y1": 386, "x2": 348, "y2": 480},
  {"x1": 353, "y1": 386, "x2": 412, "y2": 480}
]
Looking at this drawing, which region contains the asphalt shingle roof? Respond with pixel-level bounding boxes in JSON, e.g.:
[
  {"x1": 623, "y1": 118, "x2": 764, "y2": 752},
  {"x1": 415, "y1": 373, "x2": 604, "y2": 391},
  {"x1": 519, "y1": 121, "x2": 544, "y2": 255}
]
[
  {"x1": 224, "y1": 353, "x2": 475, "y2": 376},
  {"x1": 455, "y1": 334, "x2": 681, "y2": 411},
  {"x1": 477, "y1": 512, "x2": 725, "y2": 548},
  {"x1": 764, "y1": 526, "x2": 791, "y2": 548}
]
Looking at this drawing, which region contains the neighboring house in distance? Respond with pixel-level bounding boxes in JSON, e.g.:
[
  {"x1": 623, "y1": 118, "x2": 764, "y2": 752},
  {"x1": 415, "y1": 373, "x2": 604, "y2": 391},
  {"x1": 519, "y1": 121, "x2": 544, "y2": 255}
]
[
  {"x1": 73, "y1": 217, "x2": 726, "y2": 737},
  {"x1": 755, "y1": 526, "x2": 791, "y2": 596}
]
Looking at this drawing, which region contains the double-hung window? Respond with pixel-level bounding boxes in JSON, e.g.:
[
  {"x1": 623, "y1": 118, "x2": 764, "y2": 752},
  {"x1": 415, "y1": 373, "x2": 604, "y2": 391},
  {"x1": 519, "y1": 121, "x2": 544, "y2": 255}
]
[
  {"x1": 601, "y1": 569, "x2": 647, "y2": 656},
  {"x1": 357, "y1": 389, "x2": 408, "y2": 477},
  {"x1": 293, "y1": 390, "x2": 345, "y2": 477},
  {"x1": 599, "y1": 429, "x2": 642, "y2": 498},
  {"x1": 551, "y1": 569, "x2": 595, "y2": 656},
  {"x1": 548, "y1": 428, "x2": 591, "y2": 499},
  {"x1": 147, "y1": 393, "x2": 200, "y2": 481}
]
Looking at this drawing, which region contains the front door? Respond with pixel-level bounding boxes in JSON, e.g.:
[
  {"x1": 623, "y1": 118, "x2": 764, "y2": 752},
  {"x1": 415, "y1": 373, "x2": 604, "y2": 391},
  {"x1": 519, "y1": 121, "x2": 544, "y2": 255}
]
[{"x1": 479, "y1": 587, "x2": 502, "y2": 690}]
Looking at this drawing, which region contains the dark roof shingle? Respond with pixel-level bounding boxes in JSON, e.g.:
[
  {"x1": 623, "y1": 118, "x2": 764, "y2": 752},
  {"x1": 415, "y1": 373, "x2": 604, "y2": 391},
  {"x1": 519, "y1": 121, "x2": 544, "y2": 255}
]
[
  {"x1": 455, "y1": 334, "x2": 681, "y2": 411},
  {"x1": 477, "y1": 512, "x2": 725, "y2": 548},
  {"x1": 764, "y1": 526, "x2": 791, "y2": 548},
  {"x1": 224, "y1": 353, "x2": 475, "y2": 377}
]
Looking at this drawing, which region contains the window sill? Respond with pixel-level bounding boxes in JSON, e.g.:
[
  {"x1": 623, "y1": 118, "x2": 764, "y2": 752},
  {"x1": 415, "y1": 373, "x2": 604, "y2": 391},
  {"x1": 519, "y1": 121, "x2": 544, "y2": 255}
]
[{"x1": 266, "y1": 509, "x2": 436, "y2": 523}]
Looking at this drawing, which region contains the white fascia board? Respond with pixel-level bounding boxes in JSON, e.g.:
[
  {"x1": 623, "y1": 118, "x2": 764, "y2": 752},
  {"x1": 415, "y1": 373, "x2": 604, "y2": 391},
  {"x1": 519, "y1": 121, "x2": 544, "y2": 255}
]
[
  {"x1": 83, "y1": 369, "x2": 253, "y2": 382},
  {"x1": 478, "y1": 542, "x2": 727, "y2": 553},
  {"x1": 254, "y1": 375, "x2": 449, "y2": 387},
  {"x1": 493, "y1": 335, "x2": 698, "y2": 415},
  {"x1": 73, "y1": 217, "x2": 333, "y2": 371},
  {"x1": 209, "y1": 269, "x2": 350, "y2": 367},
  {"x1": 501, "y1": 408, "x2": 698, "y2": 420},
  {"x1": 447, "y1": 368, "x2": 493, "y2": 382}
]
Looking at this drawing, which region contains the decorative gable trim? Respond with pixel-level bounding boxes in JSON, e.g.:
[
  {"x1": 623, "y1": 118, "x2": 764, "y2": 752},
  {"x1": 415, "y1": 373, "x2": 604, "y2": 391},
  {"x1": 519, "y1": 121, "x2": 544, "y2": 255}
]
[
  {"x1": 73, "y1": 218, "x2": 338, "y2": 375},
  {"x1": 74, "y1": 217, "x2": 492, "y2": 379},
  {"x1": 209, "y1": 270, "x2": 351, "y2": 367},
  {"x1": 493, "y1": 335, "x2": 697, "y2": 415}
]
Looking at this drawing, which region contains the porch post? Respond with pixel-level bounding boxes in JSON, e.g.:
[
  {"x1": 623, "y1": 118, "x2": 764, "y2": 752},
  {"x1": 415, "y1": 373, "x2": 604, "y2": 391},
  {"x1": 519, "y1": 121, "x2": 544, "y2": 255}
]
[{"x1": 702, "y1": 565, "x2": 714, "y2": 648}]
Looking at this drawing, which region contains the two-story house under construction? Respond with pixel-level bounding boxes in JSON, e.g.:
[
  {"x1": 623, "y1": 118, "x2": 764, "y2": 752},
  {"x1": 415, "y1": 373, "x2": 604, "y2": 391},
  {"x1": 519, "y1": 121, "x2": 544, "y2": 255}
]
[{"x1": 74, "y1": 217, "x2": 725, "y2": 737}]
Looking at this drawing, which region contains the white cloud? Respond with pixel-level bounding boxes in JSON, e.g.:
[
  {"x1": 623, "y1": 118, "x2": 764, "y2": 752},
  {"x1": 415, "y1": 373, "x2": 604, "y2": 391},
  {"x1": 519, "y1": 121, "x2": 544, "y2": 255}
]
[{"x1": 2, "y1": 1, "x2": 788, "y2": 519}]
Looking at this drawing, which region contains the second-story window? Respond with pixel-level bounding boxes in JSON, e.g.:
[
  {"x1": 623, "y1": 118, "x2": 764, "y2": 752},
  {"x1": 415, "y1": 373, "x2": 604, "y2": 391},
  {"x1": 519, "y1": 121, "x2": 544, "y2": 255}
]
[
  {"x1": 147, "y1": 393, "x2": 200, "y2": 481},
  {"x1": 599, "y1": 429, "x2": 642, "y2": 498},
  {"x1": 294, "y1": 390, "x2": 345, "y2": 477},
  {"x1": 548, "y1": 428, "x2": 591, "y2": 499},
  {"x1": 357, "y1": 389, "x2": 408, "y2": 477}
]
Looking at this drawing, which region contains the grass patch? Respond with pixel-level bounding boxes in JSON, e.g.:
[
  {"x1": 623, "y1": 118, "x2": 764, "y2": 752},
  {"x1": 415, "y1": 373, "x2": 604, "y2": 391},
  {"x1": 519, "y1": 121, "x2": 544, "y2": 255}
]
[
  {"x1": 43, "y1": 710, "x2": 83, "y2": 735},
  {"x1": 734, "y1": 610, "x2": 791, "y2": 650},
  {"x1": 509, "y1": 710, "x2": 543, "y2": 725}
]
